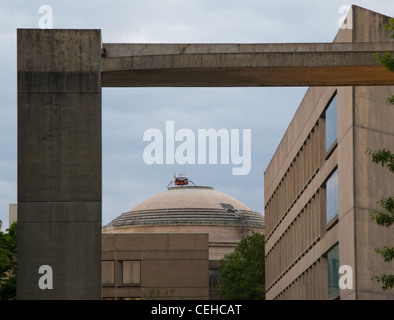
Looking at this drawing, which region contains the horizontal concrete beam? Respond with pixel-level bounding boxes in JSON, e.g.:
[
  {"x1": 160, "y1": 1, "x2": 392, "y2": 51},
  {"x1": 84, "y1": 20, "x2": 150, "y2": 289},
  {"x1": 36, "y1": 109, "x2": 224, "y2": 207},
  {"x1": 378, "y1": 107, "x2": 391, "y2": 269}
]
[{"x1": 101, "y1": 42, "x2": 394, "y2": 87}]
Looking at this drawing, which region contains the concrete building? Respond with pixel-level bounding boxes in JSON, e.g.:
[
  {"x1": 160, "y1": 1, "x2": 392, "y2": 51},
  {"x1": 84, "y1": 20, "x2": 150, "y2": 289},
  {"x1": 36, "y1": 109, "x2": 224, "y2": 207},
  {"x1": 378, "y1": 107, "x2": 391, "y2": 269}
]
[
  {"x1": 103, "y1": 182, "x2": 265, "y2": 299},
  {"x1": 0, "y1": 203, "x2": 18, "y2": 232},
  {"x1": 16, "y1": 5, "x2": 394, "y2": 300},
  {"x1": 9, "y1": 204, "x2": 17, "y2": 227},
  {"x1": 17, "y1": 29, "x2": 102, "y2": 299},
  {"x1": 264, "y1": 6, "x2": 394, "y2": 300},
  {"x1": 102, "y1": 233, "x2": 209, "y2": 300}
]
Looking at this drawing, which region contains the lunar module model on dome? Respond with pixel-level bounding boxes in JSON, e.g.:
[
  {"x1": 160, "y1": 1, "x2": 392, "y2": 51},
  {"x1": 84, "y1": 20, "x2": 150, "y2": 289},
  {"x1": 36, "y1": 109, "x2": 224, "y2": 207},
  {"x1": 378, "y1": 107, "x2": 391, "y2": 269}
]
[{"x1": 167, "y1": 174, "x2": 196, "y2": 188}]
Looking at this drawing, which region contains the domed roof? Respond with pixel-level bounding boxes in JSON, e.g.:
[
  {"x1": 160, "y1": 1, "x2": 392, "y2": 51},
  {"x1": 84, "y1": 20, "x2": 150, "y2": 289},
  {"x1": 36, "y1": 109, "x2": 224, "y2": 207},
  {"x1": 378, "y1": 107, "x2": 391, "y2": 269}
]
[
  {"x1": 131, "y1": 186, "x2": 252, "y2": 212},
  {"x1": 104, "y1": 185, "x2": 264, "y2": 230}
]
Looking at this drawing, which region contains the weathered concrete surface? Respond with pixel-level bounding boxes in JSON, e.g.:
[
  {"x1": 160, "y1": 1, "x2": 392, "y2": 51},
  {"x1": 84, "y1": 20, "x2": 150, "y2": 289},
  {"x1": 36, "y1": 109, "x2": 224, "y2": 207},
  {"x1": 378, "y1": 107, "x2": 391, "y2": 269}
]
[
  {"x1": 264, "y1": 5, "x2": 394, "y2": 300},
  {"x1": 16, "y1": 4, "x2": 394, "y2": 301},
  {"x1": 101, "y1": 42, "x2": 394, "y2": 87},
  {"x1": 17, "y1": 29, "x2": 102, "y2": 299},
  {"x1": 102, "y1": 233, "x2": 209, "y2": 300}
]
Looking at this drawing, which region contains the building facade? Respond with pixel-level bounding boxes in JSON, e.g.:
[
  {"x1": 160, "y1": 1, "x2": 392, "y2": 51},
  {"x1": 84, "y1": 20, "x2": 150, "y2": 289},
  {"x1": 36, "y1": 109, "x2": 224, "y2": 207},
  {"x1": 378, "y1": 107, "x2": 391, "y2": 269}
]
[
  {"x1": 264, "y1": 6, "x2": 394, "y2": 300},
  {"x1": 102, "y1": 233, "x2": 209, "y2": 300},
  {"x1": 103, "y1": 183, "x2": 265, "y2": 299}
]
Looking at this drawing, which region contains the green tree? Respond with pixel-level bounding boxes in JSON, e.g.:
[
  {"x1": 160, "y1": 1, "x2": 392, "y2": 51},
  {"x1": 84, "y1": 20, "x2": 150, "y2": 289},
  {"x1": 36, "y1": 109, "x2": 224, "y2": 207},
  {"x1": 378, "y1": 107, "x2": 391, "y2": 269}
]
[
  {"x1": 218, "y1": 232, "x2": 265, "y2": 300},
  {"x1": 367, "y1": 17, "x2": 394, "y2": 291},
  {"x1": 366, "y1": 149, "x2": 394, "y2": 290},
  {"x1": 374, "y1": 18, "x2": 394, "y2": 105},
  {"x1": 0, "y1": 222, "x2": 17, "y2": 300}
]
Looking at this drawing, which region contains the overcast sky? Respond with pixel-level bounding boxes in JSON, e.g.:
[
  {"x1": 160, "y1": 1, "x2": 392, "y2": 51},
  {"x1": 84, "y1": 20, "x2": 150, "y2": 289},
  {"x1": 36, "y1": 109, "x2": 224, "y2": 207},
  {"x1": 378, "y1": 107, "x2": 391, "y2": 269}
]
[{"x1": 0, "y1": 1, "x2": 393, "y2": 228}]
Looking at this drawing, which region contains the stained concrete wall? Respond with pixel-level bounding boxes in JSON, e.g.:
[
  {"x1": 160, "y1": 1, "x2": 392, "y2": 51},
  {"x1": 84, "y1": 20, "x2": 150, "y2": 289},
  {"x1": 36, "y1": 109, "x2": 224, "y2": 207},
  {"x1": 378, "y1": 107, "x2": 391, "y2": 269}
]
[
  {"x1": 101, "y1": 42, "x2": 394, "y2": 87},
  {"x1": 353, "y1": 85, "x2": 394, "y2": 299},
  {"x1": 351, "y1": 6, "x2": 394, "y2": 300},
  {"x1": 265, "y1": 5, "x2": 394, "y2": 300},
  {"x1": 16, "y1": 5, "x2": 393, "y2": 301},
  {"x1": 17, "y1": 29, "x2": 102, "y2": 299},
  {"x1": 102, "y1": 233, "x2": 209, "y2": 300},
  {"x1": 103, "y1": 223, "x2": 264, "y2": 261}
]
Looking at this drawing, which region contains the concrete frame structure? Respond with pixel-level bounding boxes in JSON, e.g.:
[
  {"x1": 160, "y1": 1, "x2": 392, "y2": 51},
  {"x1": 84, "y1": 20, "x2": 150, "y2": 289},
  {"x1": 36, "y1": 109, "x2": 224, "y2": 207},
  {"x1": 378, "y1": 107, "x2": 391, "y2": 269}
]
[
  {"x1": 17, "y1": 5, "x2": 393, "y2": 299},
  {"x1": 17, "y1": 29, "x2": 102, "y2": 299},
  {"x1": 101, "y1": 42, "x2": 394, "y2": 87},
  {"x1": 264, "y1": 7, "x2": 394, "y2": 300}
]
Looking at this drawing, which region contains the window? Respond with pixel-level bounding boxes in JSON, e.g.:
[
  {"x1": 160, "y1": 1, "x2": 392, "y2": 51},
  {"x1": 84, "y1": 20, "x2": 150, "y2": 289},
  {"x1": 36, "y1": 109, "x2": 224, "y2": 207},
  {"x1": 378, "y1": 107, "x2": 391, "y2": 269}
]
[
  {"x1": 209, "y1": 269, "x2": 222, "y2": 298},
  {"x1": 220, "y1": 203, "x2": 235, "y2": 212},
  {"x1": 122, "y1": 260, "x2": 141, "y2": 285},
  {"x1": 326, "y1": 168, "x2": 338, "y2": 224},
  {"x1": 327, "y1": 243, "x2": 340, "y2": 298},
  {"x1": 325, "y1": 93, "x2": 337, "y2": 153},
  {"x1": 102, "y1": 261, "x2": 115, "y2": 285}
]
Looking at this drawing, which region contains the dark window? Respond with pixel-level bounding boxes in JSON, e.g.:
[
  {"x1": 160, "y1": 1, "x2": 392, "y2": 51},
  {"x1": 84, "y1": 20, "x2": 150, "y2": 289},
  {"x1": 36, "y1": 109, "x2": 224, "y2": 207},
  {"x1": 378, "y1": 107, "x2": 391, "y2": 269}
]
[
  {"x1": 326, "y1": 168, "x2": 338, "y2": 224},
  {"x1": 209, "y1": 269, "x2": 222, "y2": 299},
  {"x1": 328, "y1": 243, "x2": 340, "y2": 298},
  {"x1": 325, "y1": 93, "x2": 338, "y2": 152}
]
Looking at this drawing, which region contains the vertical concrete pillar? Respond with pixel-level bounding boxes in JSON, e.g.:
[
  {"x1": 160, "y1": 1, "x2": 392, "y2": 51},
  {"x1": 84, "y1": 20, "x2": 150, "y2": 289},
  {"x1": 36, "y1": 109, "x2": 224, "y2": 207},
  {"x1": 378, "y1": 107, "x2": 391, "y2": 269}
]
[
  {"x1": 17, "y1": 29, "x2": 102, "y2": 299},
  {"x1": 351, "y1": 6, "x2": 394, "y2": 300}
]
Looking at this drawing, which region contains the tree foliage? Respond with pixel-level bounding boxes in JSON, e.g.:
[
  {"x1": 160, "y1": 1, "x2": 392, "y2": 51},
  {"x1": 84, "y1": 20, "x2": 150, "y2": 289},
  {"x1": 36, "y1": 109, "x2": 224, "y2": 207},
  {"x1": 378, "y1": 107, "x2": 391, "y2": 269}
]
[
  {"x1": 374, "y1": 51, "x2": 394, "y2": 72},
  {"x1": 383, "y1": 17, "x2": 394, "y2": 39},
  {"x1": 366, "y1": 148, "x2": 394, "y2": 229},
  {"x1": 366, "y1": 149, "x2": 394, "y2": 291},
  {"x1": 0, "y1": 222, "x2": 17, "y2": 300},
  {"x1": 218, "y1": 232, "x2": 265, "y2": 300},
  {"x1": 374, "y1": 18, "x2": 394, "y2": 70},
  {"x1": 368, "y1": 147, "x2": 394, "y2": 171}
]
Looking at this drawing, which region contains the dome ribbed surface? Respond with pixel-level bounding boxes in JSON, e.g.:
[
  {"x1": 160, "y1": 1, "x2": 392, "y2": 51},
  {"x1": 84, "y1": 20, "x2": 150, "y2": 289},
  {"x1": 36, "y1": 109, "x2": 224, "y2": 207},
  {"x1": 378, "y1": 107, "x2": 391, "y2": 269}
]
[{"x1": 104, "y1": 186, "x2": 264, "y2": 229}]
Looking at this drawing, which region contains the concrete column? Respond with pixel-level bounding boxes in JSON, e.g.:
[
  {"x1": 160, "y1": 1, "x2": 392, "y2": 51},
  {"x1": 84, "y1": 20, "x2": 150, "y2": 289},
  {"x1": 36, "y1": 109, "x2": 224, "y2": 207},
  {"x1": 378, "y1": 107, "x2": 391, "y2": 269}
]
[
  {"x1": 17, "y1": 29, "x2": 102, "y2": 299},
  {"x1": 351, "y1": 6, "x2": 394, "y2": 300}
]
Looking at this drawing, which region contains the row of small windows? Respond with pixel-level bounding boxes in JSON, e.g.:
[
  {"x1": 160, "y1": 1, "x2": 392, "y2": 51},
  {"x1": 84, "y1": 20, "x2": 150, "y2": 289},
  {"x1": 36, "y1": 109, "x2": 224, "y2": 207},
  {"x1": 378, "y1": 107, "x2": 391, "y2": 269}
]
[
  {"x1": 265, "y1": 90, "x2": 338, "y2": 243},
  {"x1": 274, "y1": 242, "x2": 340, "y2": 300},
  {"x1": 324, "y1": 92, "x2": 339, "y2": 299},
  {"x1": 265, "y1": 91, "x2": 338, "y2": 237},
  {"x1": 325, "y1": 92, "x2": 339, "y2": 297},
  {"x1": 315, "y1": 91, "x2": 339, "y2": 299},
  {"x1": 325, "y1": 91, "x2": 338, "y2": 225},
  {"x1": 267, "y1": 91, "x2": 340, "y2": 299}
]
